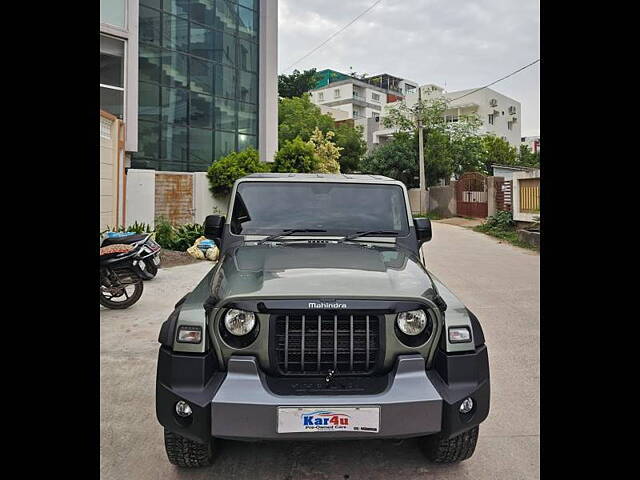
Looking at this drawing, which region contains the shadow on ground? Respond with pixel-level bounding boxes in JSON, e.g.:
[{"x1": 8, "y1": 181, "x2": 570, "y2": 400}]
[{"x1": 171, "y1": 438, "x2": 462, "y2": 480}]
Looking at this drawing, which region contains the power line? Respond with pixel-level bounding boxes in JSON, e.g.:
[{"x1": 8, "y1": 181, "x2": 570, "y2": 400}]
[
  {"x1": 449, "y1": 58, "x2": 540, "y2": 101},
  {"x1": 283, "y1": 0, "x2": 386, "y2": 72}
]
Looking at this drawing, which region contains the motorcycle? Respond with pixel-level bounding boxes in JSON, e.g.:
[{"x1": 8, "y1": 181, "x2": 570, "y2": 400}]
[
  {"x1": 101, "y1": 233, "x2": 161, "y2": 280},
  {"x1": 100, "y1": 236, "x2": 150, "y2": 309}
]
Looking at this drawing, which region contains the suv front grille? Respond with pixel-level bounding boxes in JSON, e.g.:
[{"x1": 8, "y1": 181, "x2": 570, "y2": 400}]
[{"x1": 273, "y1": 313, "x2": 380, "y2": 375}]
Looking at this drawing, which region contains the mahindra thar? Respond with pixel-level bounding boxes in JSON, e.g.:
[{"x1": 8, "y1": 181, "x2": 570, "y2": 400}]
[{"x1": 156, "y1": 174, "x2": 490, "y2": 467}]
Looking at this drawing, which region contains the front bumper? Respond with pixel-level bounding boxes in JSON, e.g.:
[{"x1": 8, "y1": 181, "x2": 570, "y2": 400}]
[{"x1": 156, "y1": 346, "x2": 489, "y2": 443}]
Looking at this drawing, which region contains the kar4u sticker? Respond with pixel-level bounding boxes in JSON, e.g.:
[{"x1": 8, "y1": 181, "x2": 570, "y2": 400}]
[{"x1": 302, "y1": 410, "x2": 350, "y2": 429}]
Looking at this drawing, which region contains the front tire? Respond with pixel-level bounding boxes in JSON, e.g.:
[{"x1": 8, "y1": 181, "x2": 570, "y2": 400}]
[
  {"x1": 421, "y1": 426, "x2": 479, "y2": 464},
  {"x1": 163, "y1": 429, "x2": 214, "y2": 468}
]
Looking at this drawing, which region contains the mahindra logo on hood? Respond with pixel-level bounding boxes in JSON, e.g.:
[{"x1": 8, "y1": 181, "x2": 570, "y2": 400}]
[{"x1": 308, "y1": 302, "x2": 347, "y2": 309}]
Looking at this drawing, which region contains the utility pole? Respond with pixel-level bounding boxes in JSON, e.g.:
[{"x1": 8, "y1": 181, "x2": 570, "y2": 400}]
[{"x1": 417, "y1": 87, "x2": 427, "y2": 212}]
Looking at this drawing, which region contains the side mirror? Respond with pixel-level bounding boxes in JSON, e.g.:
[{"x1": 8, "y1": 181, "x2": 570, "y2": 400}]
[
  {"x1": 204, "y1": 215, "x2": 225, "y2": 240},
  {"x1": 414, "y1": 217, "x2": 432, "y2": 244}
]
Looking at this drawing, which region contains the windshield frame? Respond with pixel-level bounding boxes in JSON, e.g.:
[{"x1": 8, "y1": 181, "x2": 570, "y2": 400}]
[{"x1": 227, "y1": 180, "x2": 413, "y2": 238}]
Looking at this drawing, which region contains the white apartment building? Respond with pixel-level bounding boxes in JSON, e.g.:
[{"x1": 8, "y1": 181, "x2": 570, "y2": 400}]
[
  {"x1": 521, "y1": 135, "x2": 540, "y2": 153},
  {"x1": 373, "y1": 84, "x2": 522, "y2": 149},
  {"x1": 308, "y1": 73, "x2": 419, "y2": 150}
]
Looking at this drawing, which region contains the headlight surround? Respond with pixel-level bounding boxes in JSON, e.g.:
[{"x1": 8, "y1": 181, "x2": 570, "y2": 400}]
[
  {"x1": 224, "y1": 309, "x2": 256, "y2": 336},
  {"x1": 396, "y1": 309, "x2": 428, "y2": 336}
]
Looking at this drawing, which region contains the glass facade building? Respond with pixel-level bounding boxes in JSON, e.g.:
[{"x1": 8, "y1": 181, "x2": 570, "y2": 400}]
[{"x1": 133, "y1": 0, "x2": 260, "y2": 172}]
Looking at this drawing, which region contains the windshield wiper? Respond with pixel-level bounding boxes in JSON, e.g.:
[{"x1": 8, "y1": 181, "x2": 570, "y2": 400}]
[
  {"x1": 256, "y1": 229, "x2": 327, "y2": 245},
  {"x1": 339, "y1": 230, "x2": 399, "y2": 243}
]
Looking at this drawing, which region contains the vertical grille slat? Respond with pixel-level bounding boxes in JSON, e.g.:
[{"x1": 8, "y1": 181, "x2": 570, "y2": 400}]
[
  {"x1": 284, "y1": 315, "x2": 289, "y2": 370},
  {"x1": 317, "y1": 314, "x2": 321, "y2": 371},
  {"x1": 275, "y1": 312, "x2": 380, "y2": 375},
  {"x1": 333, "y1": 314, "x2": 338, "y2": 370},
  {"x1": 301, "y1": 315, "x2": 306, "y2": 372},
  {"x1": 366, "y1": 315, "x2": 370, "y2": 370},
  {"x1": 349, "y1": 315, "x2": 354, "y2": 371}
]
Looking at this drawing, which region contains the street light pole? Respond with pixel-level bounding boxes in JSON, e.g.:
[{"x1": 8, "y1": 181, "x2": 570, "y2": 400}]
[{"x1": 417, "y1": 87, "x2": 427, "y2": 212}]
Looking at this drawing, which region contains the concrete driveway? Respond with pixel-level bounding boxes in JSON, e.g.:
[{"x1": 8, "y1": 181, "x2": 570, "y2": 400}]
[{"x1": 100, "y1": 222, "x2": 539, "y2": 479}]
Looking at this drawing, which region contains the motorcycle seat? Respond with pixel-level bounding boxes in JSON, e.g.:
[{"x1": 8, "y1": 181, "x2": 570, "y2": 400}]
[{"x1": 101, "y1": 234, "x2": 148, "y2": 247}]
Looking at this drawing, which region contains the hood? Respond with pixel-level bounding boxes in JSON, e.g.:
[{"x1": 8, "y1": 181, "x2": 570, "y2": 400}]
[{"x1": 210, "y1": 242, "x2": 436, "y2": 301}]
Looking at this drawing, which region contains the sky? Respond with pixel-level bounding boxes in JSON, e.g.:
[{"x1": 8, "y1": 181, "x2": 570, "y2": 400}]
[{"x1": 278, "y1": 0, "x2": 540, "y2": 137}]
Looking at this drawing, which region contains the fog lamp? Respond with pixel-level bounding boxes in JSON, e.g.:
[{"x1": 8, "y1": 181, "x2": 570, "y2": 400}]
[
  {"x1": 175, "y1": 401, "x2": 192, "y2": 418},
  {"x1": 459, "y1": 397, "x2": 474, "y2": 414}
]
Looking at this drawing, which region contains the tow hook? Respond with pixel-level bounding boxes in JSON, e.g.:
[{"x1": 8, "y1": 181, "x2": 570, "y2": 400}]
[{"x1": 325, "y1": 369, "x2": 336, "y2": 384}]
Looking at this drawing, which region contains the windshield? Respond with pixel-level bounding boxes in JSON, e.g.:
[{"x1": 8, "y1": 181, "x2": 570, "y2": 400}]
[{"x1": 230, "y1": 182, "x2": 410, "y2": 236}]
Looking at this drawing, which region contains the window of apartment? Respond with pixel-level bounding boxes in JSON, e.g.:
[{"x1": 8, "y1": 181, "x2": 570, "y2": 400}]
[
  {"x1": 101, "y1": 0, "x2": 126, "y2": 29},
  {"x1": 445, "y1": 115, "x2": 459, "y2": 123},
  {"x1": 371, "y1": 92, "x2": 380, "y2": 102},
  {"x1": 100, "y1": 34, "x2": 126, "y2": 119},
  {"x1": 507, "y1": 121, "x2": 513, "y2": 131},
  {"x1": 508, "y1": 106, "x2": 517, "y2": 115},
  {"x1": 318, "y1": 92, "x2": 324, "y2": 101},
  {"x1": 488, "y1": 114, "x2": 494, "y2": 125},
  {"x1": 334, "y1": 88, "x2": 341, "y2": 99}
]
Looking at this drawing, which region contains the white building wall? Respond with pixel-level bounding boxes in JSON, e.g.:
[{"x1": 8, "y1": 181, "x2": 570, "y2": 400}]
[
  {"x1": 445, "y1": 88, "x2": 521, "y2": 148},
  {"x1": 125, "y1": 169, "x2": 156, "y2": 227}
]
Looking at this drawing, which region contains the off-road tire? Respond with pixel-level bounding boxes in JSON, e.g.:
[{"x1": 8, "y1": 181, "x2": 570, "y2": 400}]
[
  {"x1": 421, "y1": 426, "x2": 479, "y2": 464},
  {"x1": 163, "y1": 429, "x2": 214, "y2": 468}
]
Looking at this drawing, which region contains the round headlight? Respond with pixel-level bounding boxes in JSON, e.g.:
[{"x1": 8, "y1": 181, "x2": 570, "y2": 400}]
[
  {"x1": 397, "y1": 309, "x2": 428, "y2": 336},
  {"x1": 224, "y1": 309, "x2": 256, "y2": 336}
]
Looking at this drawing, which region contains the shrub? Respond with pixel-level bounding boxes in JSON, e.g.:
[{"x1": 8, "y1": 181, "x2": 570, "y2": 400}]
[
  {"x1": 104, "y1": 221, "x2": 153, "y2": 234},
  {"x1": 154, "y1": 217, "x2": 176, "y2": 249},
  {"x1": 206, "y1": 148, "x2": 271, "y2": 197},
  {"x1": 272, "y1": 137, "x2": 318, "y2": 173},
  {"x1": 483, "y1": 210, "x2": 515, "y2": 231},
  {"x1": 154, "y1": 217, "x2": 205, "y2": 251}
]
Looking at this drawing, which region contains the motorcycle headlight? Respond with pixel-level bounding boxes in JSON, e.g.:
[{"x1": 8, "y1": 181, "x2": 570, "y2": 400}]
[
  {"x1": 224, "y1": 309, "x2": 256, "y2": 336},
  {"x1": 396, "y1": 310, "x2": 428, "y2": 336}
]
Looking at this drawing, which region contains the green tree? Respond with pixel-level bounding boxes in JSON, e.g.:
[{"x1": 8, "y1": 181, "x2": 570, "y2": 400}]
[
  {"x1": 518, "y1": 144, "x2": 540, "y2": 168},
  {"x1": 278, "y1": 95, "x2": 334, "y2": 148},
  {"x1": 482, "y1": 135, "x2": 518, "y2": 172},
  {"x1": 309, "y1": 128, "x2": 341, "y2": 173},
  {"x1": 278, "y1": 69, "x2": 320, "y2": 98},
  {"x1": 333, "y1": 123, "x2": 367, "y2": 173},
  {"x1": 272, "y1": 137, "x2": 318, "y2": 173},
  {"x1": 206, "y1": 148, "x2": 270, "y2": 197},
  {"x1": 359, "y1": 133, "x2": 419, "y2": 187},
  {"x1": 383, "y1": 96, "x2": 485, "y2": 184}
]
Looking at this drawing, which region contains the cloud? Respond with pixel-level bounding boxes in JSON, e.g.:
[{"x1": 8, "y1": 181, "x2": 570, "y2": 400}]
[{"x1": 278, "y1": 0, "x2": 540, "y2": 136}]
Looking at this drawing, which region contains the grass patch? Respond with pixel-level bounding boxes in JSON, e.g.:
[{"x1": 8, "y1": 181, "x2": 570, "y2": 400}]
[{"x1": 473, "y1": 224, "x2": 538, "y2": 251}]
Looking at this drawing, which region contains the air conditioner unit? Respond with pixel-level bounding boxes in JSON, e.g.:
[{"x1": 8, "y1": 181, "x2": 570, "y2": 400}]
[{"x1": 489, "y1": 99, "x2": 498, "y2": 107}]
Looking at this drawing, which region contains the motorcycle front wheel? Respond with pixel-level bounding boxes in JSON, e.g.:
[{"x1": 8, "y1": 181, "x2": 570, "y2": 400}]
[{"x1": 100, "y1": 271, "x2": 144, "y2": 309}]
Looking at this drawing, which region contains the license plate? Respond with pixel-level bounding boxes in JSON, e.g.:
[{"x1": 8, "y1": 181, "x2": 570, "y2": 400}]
[{"x1": 277, "y1": 407, "x2": 380, "y2": 433}]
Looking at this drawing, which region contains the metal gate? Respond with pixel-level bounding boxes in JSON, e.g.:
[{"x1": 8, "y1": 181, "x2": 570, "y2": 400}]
[
  {"x1": 495, "y1": 178, "x2": 513, "y2": 212},
  {"x1": 456, "y1": 172, "x2": 488, "y2": 218}
]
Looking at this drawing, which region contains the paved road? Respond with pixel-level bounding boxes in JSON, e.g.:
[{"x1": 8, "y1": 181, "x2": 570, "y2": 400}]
[{"x1": 100, "y1": 222, "x2": 539, "y2": 479}]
